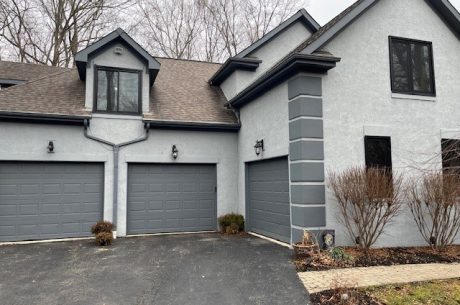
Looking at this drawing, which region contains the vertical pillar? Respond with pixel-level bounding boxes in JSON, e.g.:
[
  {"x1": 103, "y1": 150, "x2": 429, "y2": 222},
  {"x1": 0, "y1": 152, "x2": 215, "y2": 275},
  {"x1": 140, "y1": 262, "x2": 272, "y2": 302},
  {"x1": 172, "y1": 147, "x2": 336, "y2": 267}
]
[{"x1": 287, "y1": 74, "x2": 326, "y2": 243}]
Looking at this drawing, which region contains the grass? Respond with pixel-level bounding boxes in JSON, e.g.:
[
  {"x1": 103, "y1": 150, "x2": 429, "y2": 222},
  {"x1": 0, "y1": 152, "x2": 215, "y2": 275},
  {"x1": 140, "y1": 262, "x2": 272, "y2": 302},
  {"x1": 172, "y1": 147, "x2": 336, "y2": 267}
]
[{"x1": 366, "y1": 279, "x2": 460, "y2": 305}]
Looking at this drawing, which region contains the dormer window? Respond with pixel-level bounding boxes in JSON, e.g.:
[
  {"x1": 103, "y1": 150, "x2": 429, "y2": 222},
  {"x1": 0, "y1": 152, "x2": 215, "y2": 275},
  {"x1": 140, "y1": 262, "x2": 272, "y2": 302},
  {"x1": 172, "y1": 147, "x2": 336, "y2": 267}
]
[{"x1": 95, "y1": 66, "x2": 141, "y2": 114}]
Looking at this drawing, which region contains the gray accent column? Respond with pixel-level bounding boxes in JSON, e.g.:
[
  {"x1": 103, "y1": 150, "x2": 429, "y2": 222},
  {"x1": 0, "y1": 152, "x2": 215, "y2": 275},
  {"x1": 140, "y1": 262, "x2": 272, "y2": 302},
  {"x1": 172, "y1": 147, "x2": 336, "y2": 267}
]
[{"x1": 288, "y1": 74, "x2": 326, "y2": 244}]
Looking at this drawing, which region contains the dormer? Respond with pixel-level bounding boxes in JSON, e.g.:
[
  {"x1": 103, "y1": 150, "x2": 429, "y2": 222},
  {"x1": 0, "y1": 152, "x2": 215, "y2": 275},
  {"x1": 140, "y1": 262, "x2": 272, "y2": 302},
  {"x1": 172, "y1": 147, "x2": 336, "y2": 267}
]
[{"x1": 75, "y1": 28, "x2": 160, "y2": 115}]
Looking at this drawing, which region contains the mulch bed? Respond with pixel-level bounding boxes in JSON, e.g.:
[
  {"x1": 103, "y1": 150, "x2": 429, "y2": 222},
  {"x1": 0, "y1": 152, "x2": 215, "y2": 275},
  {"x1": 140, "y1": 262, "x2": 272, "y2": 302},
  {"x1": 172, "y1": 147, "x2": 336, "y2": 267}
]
[
  {"x1": 295, "y1": 245, "x2": 460, "y2": 272},
  {"x1": 310, "y1": 289, "x2": 383, "y2": 305}
]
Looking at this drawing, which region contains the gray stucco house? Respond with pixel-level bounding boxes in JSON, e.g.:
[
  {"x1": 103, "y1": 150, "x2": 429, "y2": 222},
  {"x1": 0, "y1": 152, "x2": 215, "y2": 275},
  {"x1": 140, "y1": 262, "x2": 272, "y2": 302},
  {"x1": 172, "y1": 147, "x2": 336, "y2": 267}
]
[{"x1": 1, "y1": 0, "x2": 460, "y2": 247}]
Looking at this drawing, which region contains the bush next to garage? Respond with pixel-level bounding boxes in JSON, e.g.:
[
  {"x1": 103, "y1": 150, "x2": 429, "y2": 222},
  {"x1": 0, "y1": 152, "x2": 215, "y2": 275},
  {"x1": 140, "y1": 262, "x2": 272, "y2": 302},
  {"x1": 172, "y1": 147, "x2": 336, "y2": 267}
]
[
  {"x1": 91, "y1": 221, "x2": 115, "y2": 246},
  {"x1": 218, "y1": 213, "x2": 244, "y2": 234}
]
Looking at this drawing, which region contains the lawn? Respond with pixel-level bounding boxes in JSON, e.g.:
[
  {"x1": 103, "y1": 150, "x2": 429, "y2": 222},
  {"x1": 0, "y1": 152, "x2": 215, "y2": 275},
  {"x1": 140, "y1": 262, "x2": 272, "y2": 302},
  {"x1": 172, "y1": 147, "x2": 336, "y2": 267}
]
[
  {"x1": 367, "y1": 279, "x2": 460, "y2": 305},
  {"x1": 310, "y1": 279, "x2": 460, "y2": 305}
]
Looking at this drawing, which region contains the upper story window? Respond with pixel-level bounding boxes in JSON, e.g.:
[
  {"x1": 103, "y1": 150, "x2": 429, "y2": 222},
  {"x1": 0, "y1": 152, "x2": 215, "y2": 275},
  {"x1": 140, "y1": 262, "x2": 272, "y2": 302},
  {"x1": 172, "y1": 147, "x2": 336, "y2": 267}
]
[
  {"x1": 365, "y1": 136, "x2": 392, "y2": 172},
  {"x1": 389, "y1": 37, "x2": 435, "y2": 96},
  {"x1": 95, "y1": 67, "x2": 141, "y2": 114}
]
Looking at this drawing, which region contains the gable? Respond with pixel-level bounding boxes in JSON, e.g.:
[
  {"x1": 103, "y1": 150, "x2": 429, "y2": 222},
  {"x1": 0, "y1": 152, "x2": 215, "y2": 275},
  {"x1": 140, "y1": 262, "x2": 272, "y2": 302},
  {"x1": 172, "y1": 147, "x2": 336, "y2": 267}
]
[{"x1": 298, "y1": 0, "x2": 460, "y2": 55}]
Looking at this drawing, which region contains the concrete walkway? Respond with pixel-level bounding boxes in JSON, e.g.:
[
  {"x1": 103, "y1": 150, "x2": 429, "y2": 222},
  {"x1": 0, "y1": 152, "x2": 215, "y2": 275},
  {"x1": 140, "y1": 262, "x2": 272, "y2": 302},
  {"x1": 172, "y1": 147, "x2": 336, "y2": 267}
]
[{"x1": 298, "y1": 263, "x2": 460, "y2": 293}]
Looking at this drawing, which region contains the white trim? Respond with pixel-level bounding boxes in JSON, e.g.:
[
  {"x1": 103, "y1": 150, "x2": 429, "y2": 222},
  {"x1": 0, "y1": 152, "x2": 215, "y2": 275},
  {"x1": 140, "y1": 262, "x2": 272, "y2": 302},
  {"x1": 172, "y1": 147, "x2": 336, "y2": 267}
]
[
  {"x1": 391, "y1": 93, "x2": 436, "y2": 102},
  {"x1": 248, "y1": 232, "x2": 293, "y2": 249},
  {"x1": 289, "y1": 116, "x2": 322, "y2": 122},
  {"x1": 290, "y1": 160, "x2": 324, "y2": 164},
  {"x1": 289, "y1": 94, "x2": 322, "y2": 102},
  {"x1": 290, "y1": 182, "x2": 325, "y2": 186},
  {"x1": 291, "y1": 225, "x2": 327, "y2": 231},
  {"x1": 91, "y1": 113, "x2": 143, "y2": 120},
  {"x1": 291, "y1": 203, "x2": 325, "y2": 208},
  {"x1": 289, "y1": 138, "x2": 324, "y2": 143}
]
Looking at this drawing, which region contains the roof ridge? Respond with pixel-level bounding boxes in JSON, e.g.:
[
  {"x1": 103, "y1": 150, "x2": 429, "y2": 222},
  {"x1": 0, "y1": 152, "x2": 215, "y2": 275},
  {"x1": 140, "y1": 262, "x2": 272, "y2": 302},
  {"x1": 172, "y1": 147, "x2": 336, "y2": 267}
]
[
  {"x1": 293, "y1": 0, "x2": 368, "y2": 54},
  {"x1": 155, "y1": 56, "x2": 222, "y2": 65},
  {"x1": 0, "y1": 69, "x2": 74, "y2": 93},
  {"x1": 0, "y1": 60, "x2": 71, "y2": 70}
]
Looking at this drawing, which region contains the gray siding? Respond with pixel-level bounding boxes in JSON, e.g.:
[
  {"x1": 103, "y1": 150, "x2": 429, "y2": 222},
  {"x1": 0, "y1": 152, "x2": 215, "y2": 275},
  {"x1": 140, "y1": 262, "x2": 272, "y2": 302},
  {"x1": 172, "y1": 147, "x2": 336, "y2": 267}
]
[
  {"x1": 127, "y1": 163, "x2": 217, "y2": 234},
  {"x1": 0, "y1": 162, "x2": 104, "y2": 242},
  {"x1": 247, "y1": 157, "x2": 291, "y2": 243}
]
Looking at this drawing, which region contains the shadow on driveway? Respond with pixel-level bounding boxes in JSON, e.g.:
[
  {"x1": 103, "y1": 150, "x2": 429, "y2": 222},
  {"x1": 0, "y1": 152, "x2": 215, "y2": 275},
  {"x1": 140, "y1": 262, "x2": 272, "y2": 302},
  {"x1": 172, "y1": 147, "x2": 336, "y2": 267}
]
[{"x1": 0, "y1": 233, "x2": 310, "y2": 305}]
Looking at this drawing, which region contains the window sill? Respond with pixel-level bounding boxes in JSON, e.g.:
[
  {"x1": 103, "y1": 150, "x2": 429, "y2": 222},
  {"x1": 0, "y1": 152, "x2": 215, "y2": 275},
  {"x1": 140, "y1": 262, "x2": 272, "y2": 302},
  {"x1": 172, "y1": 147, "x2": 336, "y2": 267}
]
[
  {"x1": 91, "y1": 113, "x2": 143, "y2": 120},
  {"x1": 391, "y1": 93, "x2": 436, "y2": 102}
]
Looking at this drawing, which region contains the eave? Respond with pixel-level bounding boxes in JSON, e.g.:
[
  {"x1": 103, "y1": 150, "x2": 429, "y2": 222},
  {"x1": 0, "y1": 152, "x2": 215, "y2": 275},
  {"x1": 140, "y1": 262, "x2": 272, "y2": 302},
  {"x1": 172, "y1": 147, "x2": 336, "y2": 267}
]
[{"x1": 228, "y1": 54, "x2": 340, "y2": 108}]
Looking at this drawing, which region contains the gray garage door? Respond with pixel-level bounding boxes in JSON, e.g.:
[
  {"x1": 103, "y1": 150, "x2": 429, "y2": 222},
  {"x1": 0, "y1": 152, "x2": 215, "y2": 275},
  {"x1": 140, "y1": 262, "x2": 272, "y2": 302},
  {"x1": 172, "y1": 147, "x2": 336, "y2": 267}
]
[
  {"x1": 0, "y1": 162, "x2": 104, "y2": 242},
  {"x1": 247, "y1": 157, "x2": 291, "y2": 243},
  {"x1": 127, "y1": 163, "x2": 217, "y2": 234}
]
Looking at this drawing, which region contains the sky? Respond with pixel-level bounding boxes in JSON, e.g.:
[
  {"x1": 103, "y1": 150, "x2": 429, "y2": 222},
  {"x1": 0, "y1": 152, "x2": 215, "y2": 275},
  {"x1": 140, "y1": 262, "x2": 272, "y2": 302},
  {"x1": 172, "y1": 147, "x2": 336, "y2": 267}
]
[{"x1": 306, "y1": 0, "x2": 460, "y2": 25}]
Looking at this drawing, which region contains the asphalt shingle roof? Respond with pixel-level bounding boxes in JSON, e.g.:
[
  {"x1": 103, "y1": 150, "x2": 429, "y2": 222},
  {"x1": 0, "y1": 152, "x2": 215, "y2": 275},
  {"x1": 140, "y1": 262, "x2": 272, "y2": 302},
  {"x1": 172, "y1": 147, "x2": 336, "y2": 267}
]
[{"x1": 0, "y1": 59, "x2": 237, "y2": 124}]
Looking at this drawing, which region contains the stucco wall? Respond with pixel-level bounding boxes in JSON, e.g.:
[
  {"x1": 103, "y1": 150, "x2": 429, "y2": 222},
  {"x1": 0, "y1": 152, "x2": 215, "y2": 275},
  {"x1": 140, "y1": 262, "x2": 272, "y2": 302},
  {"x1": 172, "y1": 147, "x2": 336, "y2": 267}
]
[
  {"x1": 0, "y1": 120, "x2": 239, "y2": 237},
  {"x1": 321, "y1": 0, "x2": 460, "y2": 247},
  {"x1": 237, "y1": 82, "x2": 290, "y2": 215},
  {"x1": 220, "y1": 22, "x2": 312, "y2": 100},
  {"x1": 85, "y1": 42, "x2": 150, "y2": 114}
]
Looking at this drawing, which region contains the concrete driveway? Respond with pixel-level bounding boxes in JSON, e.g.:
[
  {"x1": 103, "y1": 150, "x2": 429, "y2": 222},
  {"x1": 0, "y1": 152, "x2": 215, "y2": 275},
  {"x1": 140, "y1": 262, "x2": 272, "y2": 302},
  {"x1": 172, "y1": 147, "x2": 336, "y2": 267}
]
[{"x1": 0, "y1": 233, "x2": 310, "y2": 305}]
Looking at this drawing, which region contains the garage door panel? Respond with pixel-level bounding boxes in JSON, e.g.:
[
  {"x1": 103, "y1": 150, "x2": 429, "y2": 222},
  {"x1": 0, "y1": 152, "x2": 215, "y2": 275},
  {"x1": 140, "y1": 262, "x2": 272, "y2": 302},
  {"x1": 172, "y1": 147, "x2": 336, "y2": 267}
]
[
  {"x1": 0, "y1": 162, "x2": 104, "y2": 242},
  {"x1": 247, "y1": 157, "x2": 291, "y2": 243},
  {"x1": 251, "y1": 200, "x2": 290, "y2": 215},
  {"x1": 127, "y1": 164, "x2": 217, "y2": 234}
]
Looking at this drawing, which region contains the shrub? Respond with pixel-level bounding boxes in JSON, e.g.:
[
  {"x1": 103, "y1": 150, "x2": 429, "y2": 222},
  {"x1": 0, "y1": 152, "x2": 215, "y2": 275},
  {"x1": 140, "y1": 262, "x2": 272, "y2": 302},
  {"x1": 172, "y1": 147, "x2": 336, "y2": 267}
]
[
  {"x1": 91, "y1": 220, "x2": 114, "y2": 235},
  {"x1": 328, "y1": 166, "x2": 404, "y2": 250},
  {"x1": 329, "y1": 247, "x2": 353, "y2": 264},
  {"x1": 95, "y1": 232, "x2": 113, "y2": 246},
  {"x1": 406, "y1": 172, "x2": 460, "y2": 249},
  {"x1": 218, "y1": 213, "x2": 244, "y2": 234}
]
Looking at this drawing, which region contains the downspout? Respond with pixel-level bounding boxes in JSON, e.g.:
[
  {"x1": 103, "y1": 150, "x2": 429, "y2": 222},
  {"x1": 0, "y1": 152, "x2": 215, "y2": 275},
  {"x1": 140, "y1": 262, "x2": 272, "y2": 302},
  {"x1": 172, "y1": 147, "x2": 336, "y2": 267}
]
[{"x1": 83, "y1": 119, "x2": 150, "y2": 232}]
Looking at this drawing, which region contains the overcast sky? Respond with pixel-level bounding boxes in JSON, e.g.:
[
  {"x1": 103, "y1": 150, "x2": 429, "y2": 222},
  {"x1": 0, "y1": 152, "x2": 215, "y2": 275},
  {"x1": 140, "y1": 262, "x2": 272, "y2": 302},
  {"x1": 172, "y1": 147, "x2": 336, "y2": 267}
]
[{"x1": 306, "y1": 0, "x2": 460, "y2": 25}]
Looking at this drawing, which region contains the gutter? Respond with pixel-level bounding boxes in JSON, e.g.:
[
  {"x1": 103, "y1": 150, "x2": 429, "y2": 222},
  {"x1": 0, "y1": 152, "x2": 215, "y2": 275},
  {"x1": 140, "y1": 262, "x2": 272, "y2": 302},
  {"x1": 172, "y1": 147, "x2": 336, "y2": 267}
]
[
  {"x1": 0, "y1": 111, "x2": 88, "y2": 126},
  {"x1": 144, "y1": 119, "x2": 240, "y2": 132},
  {"x1": 227, "y1": 53, "x2": 340, "y2": 108},
  {"x1": 83, "y1": 119, "x2": 151, "y2": 229}
]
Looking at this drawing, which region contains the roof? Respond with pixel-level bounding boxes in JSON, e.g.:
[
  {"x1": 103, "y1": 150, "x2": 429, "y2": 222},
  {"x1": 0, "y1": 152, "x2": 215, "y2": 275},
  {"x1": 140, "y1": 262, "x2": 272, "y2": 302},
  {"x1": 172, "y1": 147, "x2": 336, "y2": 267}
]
[
  {"x1": 146, "y1": 58, "x2": 236, "y2": 124},
  {"x1": 0, "y1": 59, "x2": 237, "y2": 125},
  {"x1": 74, "y1": 28, "x2": 161, "y2": 86},
  {"x1": 296, "y1": 0, "x2": 460, "y2": 55},
  {"x1": 0, "y1": 60, "x2": 70, "y2": 82},
  {"x1": 296, "y1": 0, "x2": 378, "y2": 54}
]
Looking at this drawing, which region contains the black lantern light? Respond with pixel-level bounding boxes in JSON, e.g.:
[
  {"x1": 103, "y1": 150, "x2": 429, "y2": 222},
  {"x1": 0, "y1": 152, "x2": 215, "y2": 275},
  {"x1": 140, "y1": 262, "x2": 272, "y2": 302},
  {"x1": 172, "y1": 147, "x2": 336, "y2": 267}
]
[
  {"x1": 47, "y1": 141, "x2": 55, "y2": 153},
  {"x1": 254, "y1": 139, "x2": 264, "y2": 156},
  {"x1": 172, "y1": 145, "x2": 178, "y2": 159}
]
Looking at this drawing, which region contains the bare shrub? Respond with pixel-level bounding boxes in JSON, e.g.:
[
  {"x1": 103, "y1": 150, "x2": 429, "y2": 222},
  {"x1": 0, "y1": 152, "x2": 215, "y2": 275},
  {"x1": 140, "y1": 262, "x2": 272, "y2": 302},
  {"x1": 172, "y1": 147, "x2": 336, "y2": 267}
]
[
  {"x1": 406, "y1": 172, "x2": 460, "y2": 249},
  {"x1": 328, "y1": 167, "x2": 404, "y2": 250}
]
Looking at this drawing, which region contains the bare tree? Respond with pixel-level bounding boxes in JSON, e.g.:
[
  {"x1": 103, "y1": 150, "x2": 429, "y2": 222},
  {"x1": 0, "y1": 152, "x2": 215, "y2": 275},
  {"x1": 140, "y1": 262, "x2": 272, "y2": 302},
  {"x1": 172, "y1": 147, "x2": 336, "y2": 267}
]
[
  {"x1": 0, "y1": 0, "x2": 130, "y2": 67},
  {"x1": 137, "y1": 0, "x2": 202, "y2": 60},
  {"x1": 406, "y1": 172, "x2": 460, "y2": 249},
  {"x1": 244, "y1": 0, "x2": 300, "y2": 43},
  {"x1": 136, "y1": 0, "x2": 307, "y2": 62},
  {"x1": 328, "y1": 167, "x2": 404, "y2": 251}
]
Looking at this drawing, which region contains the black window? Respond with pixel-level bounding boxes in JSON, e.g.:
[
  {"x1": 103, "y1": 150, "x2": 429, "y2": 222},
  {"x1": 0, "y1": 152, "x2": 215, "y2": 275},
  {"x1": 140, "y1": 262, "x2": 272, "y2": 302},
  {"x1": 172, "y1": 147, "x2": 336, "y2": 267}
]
[
  {"x1": 365, "y1": 136, "x2": 392, "y2": 171},
  {"x1": 442, "y1": 139, "x2": 460, "y2": 175},
  {"x1": 389, "y1": 37, "x2": 435, "y2": 96},
  {"x1": 95, "y1": 67, "x2": 141, "y2": 114}
]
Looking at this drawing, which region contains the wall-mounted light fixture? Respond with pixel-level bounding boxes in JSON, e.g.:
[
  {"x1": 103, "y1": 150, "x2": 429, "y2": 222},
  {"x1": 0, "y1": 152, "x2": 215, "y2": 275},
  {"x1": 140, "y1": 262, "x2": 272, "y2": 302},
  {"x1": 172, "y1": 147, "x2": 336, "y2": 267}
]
[
  {"x1": 172, "y1": 145, "x2": 178, "y2": 159},
  {"x1": 254, "y1": 139, "x2": 264, "y2": 156},
  {"x1": 47, "y1": 141, "x2": 55, "y2": 153}
]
